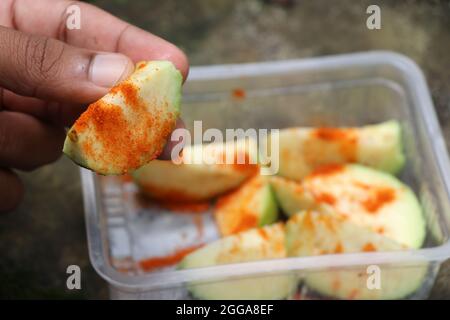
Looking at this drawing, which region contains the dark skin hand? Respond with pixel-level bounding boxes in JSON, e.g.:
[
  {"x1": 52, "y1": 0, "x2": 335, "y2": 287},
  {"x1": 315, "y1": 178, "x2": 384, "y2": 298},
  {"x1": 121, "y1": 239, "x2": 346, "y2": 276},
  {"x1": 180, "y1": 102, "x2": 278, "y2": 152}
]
[{"x1": 0, "y1": 0, "x2": 189, "y2": 212}]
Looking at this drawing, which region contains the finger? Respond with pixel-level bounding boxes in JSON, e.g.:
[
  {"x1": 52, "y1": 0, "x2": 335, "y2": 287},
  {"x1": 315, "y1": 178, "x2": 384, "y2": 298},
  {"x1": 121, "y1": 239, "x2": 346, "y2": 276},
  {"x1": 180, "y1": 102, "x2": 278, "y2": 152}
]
[
  {"x1": 0, "y1": 111, "x2": 65, "y2": 170},
  {"x1": 2, "y1": 89, "x2": 86, "y2": 126},
  {"x1": 0, "y1": 168, "x2": 23, "y2": 213},
  {"x1": 158, "y1": 119, "x2": 186, "y2": 160},
  {"x1": 0, "y1": 26, "x2": 135, "y2": 104},
  {"x1": 1, "y1": 0, "x2": 189, "y2": 80}
]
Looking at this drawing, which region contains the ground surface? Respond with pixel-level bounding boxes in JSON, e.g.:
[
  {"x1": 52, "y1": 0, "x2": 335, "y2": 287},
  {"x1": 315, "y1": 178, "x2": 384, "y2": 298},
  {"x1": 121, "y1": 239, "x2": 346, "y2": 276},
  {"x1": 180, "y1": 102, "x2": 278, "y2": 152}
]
[{"x1": 0, "y1": 0, "x2": 449, "y2": 299}]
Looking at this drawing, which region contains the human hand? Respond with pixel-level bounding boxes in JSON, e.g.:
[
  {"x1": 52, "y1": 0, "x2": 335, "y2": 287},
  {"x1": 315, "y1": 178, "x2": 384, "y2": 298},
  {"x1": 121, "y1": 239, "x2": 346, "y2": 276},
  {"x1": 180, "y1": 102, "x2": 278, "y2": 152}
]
[{"x1": 0, "y1": 0, "x2": 189, "y2": 212}]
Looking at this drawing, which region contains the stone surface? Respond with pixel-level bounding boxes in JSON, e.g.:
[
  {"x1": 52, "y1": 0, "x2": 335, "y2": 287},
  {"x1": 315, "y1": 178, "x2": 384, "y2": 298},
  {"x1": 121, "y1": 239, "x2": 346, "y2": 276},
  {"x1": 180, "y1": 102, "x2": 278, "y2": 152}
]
[{"x1": 0, "y1": 0, "x2": 448, "y2": 299}]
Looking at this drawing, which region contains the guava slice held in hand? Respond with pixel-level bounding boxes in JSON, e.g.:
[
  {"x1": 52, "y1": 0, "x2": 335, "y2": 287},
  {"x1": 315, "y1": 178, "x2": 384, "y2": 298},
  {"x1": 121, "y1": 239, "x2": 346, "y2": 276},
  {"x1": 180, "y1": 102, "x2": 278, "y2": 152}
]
[{"x1": 63, "y1": 61, "x2": 182, "y2": 175}]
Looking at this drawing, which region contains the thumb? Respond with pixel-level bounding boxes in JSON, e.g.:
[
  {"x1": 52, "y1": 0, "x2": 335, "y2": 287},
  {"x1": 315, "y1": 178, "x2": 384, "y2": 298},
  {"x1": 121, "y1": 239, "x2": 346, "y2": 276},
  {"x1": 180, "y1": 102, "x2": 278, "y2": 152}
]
[{"x1": 0, "y1": 26, "x2": 134, "y2": 104}]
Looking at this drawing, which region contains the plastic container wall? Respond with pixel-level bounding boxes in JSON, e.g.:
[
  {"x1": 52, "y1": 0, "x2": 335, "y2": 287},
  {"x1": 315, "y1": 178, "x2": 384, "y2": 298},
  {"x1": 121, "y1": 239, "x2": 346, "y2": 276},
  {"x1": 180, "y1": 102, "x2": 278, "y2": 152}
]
[{"x1": 81, "y1": 51, "x2": 450, "y2": 300}]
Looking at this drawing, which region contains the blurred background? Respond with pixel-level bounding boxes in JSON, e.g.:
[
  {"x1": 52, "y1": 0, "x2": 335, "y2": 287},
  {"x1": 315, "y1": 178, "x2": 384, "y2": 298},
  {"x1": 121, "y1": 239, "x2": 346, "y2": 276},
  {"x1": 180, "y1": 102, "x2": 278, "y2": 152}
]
[{"x1": 0, "y1": 0, "x2": 449, "y2": 299}]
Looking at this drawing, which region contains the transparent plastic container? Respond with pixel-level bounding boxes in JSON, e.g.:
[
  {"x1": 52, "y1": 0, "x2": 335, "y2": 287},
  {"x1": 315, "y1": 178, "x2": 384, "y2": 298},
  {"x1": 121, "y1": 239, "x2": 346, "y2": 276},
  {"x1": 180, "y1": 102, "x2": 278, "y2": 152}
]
[{"x1": 81, "y1": 51, "x2": 450, "y2": 300}]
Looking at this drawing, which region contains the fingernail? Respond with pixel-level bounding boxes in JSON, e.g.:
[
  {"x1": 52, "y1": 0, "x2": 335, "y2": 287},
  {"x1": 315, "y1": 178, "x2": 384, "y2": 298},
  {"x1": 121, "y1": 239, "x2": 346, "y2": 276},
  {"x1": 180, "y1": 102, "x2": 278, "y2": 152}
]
[{"x1": 89, "y1": 53, "x2": 134, "y2": 88}]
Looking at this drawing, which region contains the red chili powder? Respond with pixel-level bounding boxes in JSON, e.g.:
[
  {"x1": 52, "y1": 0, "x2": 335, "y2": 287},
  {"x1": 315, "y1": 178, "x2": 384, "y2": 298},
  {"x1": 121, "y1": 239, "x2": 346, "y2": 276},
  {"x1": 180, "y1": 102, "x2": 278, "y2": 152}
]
[
  {"x1": 354, "y1": 181, "x2": 371, "y2": 190},
  {"x1": 257, "y1": 228, "x2": 270, "y2": 240},
  {"x1": 121, "y1": 174, "x2": 134, "y2": 183},
  {"x1": 77, "y1": 100, "x2": 132, "y2": 164},
  {"x1": 137, "y1": 62, "x2": 148, "y2": 70},
  {"x1": 314, "y1": 192, "x2": 336, "y2": 205},
  {"x1": 82, "y1": 139, "x2": 95, "y2": 159},
  {"x1": 314, "y1": 127, "x2": 350, "y2": 141},
  {"x1": 230, "y1": 152, "x2": 259, "y2": 174},
  {"x1": 362, "y1": 242, "x2": 377, "y2": 252},
  {"x1": 215, "y1": 178, "x2": 261, "y2": 235},
  {"x1": 232, "y1": 88, "x2": 246, "y2": 99},
  {"x1": 138, "y1": 245, "x2": 203, "y2": 272},
  {"x1": 227, "y1": 212, "x2": 258, "y2": 235},
  {"x1": 312, "y1": 127, "x2": 358, "y2": 162},
  {"x1": 334, "y1": 242, "x2": 344, "y2": 253},
  {"x1": 111, "y1": 82, "x2": 142, "y2": 111},
  {"x1": 274, "y1": 236, "x2": 285, "y2": 254},
  {"x1": 317, "y1": 214, "x2": 337, "y2": 233},
  {"x1": 362, "y1": 188, "x2": 396, "y2": 213},
  {"x1": 301, "y1": 211, "x2": 315, "y2": 230},
  {"x1": 216, "y1": 150, "x2": 258, "y2": 173},
  {"x1": 72, "y1": 80, "x2": 177, "y2": 173},
  {"x1": 309, "y1": 164, "x2": 345, "y2": 178}
]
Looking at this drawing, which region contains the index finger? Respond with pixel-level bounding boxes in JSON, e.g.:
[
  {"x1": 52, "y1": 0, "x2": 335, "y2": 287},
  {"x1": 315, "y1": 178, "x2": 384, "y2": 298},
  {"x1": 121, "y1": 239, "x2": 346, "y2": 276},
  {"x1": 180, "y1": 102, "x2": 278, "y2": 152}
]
[{"x1": 0, "y1": 0, "x2": 189, "y2": 80}]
